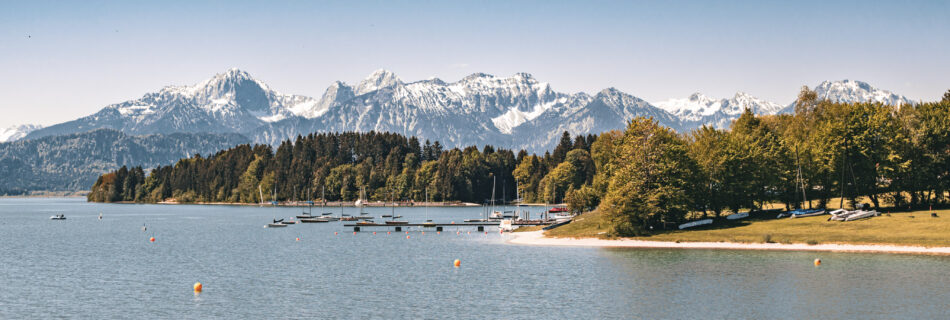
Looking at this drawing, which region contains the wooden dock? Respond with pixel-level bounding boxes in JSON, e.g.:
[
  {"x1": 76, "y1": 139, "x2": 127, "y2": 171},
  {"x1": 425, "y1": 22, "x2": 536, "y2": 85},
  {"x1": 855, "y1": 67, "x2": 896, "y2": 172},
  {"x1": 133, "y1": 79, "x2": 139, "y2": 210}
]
[{"x1": 342, "y1": 221, "x2": 554, "y2": 232}]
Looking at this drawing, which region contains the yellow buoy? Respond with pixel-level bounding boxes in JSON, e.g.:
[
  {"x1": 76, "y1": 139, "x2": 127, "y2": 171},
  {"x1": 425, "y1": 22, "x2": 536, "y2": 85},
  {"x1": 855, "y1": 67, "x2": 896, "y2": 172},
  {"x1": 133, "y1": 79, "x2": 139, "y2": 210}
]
[
  {"x1": 193, "y1": 282, "x2": 202, "y2": 292},
  {"x1": 453, "y1": 259, "x2": 461, "y2": 267},
  {"x1": 814, "y1": 258, "x2": 821, "y2": 266}
]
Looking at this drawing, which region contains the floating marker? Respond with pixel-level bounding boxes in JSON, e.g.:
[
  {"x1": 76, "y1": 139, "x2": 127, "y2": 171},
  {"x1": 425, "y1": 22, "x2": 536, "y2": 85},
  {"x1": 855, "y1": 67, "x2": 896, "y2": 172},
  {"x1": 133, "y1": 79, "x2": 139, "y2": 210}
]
[
  {"x1": 421, "y1": 231, "x2": 425, "y2": 235},
  {"x1": 296, "y1": 237, "x2": 300, "y2": 241},
  {"x1": 406, "y1": 235, "x2": 410, "y2": 239},
  {"x1": 437, "y1": 231, "x2": 441, "y2": 235},
  {"x1": 334, "y1": 232, "x2": 338, "y2": 235},
  {"x1": 149, "y1": 237, "x2": 155, "y2": 242},
  {"x1": 814, "y1": 258, "x2": 822, "y2": 266},
  {"x1": 373, "y1": 231, "x2": 377, "y2": 235},
  {"x1": 194, "y1": 282, "x2": 203, "y2": 292},
  {"x1": 387, "y1": 231, "x2": 391, "y2": 235},
  {"x1": 453, "y1": 259, "x2": 461, "y2": 267},
  {"x1": 353, "y1": 231, "x2": 357, "y2": 235}
]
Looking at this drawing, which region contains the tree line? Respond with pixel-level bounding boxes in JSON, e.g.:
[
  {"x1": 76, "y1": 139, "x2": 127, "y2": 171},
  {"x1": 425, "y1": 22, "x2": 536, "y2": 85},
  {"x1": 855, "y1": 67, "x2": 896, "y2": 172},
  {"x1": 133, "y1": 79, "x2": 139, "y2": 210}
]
[{"x1": 89, "y1": 131, "x2": 596, "y2": 204}]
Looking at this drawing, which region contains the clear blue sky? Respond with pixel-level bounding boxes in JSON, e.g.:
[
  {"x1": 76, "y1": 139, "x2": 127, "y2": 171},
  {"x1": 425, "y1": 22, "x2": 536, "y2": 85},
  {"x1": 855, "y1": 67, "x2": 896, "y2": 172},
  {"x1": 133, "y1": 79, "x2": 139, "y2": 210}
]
[{"x1": 1, "y1": 0, "x2": 948, "y2": 127}]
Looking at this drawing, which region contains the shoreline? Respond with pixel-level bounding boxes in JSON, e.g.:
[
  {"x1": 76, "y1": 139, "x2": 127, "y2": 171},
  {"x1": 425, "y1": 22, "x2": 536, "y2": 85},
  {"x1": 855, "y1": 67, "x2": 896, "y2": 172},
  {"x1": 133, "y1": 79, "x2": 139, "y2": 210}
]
[{"x1": 507, "y1": 231, "x2": 950, "y2": 255}]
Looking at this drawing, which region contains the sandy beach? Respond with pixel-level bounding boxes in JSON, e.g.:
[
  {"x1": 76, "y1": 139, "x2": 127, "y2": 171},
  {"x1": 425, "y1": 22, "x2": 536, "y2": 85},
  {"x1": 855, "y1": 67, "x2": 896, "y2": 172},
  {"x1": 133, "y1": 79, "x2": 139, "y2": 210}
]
[{"x1": 508, "y1": 231, "x2": 950, "y2": 255}]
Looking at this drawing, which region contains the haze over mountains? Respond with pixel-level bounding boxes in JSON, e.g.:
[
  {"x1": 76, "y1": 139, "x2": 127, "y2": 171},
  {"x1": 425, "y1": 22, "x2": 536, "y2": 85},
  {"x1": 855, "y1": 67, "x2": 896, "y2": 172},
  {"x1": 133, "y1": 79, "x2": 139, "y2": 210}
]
[{"x1": 12, "y1": 69, "x2": 915, "y2": 153}]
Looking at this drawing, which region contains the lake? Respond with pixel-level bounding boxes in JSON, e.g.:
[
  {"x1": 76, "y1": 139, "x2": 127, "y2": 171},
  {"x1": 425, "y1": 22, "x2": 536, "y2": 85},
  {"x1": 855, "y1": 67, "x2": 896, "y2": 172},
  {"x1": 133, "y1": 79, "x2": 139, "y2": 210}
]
[{"x1": 1, "y1": 198, "x2": 947, "y2": 319}]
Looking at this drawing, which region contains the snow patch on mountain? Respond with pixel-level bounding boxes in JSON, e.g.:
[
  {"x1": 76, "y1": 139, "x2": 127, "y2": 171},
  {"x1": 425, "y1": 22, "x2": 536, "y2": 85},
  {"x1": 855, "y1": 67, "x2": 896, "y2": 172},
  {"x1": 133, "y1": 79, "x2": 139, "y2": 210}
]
[
  {"x1": 655, "y1": 91, "x2": 784, "y2": 129},
  {"x1": 0, "y1": 124, "x2": 43, "y2": 143}
]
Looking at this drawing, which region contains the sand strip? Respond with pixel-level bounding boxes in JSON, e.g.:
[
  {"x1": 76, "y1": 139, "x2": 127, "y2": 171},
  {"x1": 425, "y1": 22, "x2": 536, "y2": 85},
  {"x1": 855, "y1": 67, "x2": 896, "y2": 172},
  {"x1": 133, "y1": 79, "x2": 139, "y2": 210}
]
[{"x1": 507, "y1": 231, "x2": 950, "y2": 255}]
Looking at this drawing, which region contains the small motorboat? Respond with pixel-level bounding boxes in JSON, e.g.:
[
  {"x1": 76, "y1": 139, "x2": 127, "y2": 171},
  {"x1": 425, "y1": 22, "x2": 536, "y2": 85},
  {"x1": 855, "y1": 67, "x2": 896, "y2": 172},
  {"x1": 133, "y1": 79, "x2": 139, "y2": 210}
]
[
  {"x1": 300, "y1": 218, "x2": 330, "y2": 223},
  {"x1": 316, "y1": 215, "x2": 340, "y2": 221},
  {"x1": 340, "y1": 216, "x2": 358, "y2": 221},
  {"x1": 50, "y1": 214, "x2": 66, "y2": 220},
  {"x1": 267, "y1": 223, "x2": 287, "y2": 228},
  {"x1": 296, "y1": 213, "x2": 313, "y2": 219},
  {"x1": 356, "y1": 215, "x2": 374, "y2": 220},
  {"x1": 789, "y1": 209, "x2": 826, "y2": 218},
  {"x1": 356, "y1": 220, "x2": 376, "y2": 225},
  {"x1": 280, "y1": 220, "x2": 297, "y2": 225},
  {"x1": 381, "y1": 214, "x2": 393, "y2": 218}
]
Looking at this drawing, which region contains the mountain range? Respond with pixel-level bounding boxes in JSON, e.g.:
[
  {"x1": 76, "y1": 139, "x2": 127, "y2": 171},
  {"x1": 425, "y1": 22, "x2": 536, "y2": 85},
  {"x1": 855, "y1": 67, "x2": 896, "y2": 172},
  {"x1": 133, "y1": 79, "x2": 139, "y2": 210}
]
[{"x1": 14, "y1": 69, "x2": 915, "y2": 153}]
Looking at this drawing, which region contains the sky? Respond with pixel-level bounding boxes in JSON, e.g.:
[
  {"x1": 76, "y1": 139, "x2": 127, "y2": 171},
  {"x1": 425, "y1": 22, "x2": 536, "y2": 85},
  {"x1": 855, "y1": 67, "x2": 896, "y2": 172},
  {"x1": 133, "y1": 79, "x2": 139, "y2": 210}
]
[{"x1": 1, "y1": 0, "x2": 948, "y2": 128}]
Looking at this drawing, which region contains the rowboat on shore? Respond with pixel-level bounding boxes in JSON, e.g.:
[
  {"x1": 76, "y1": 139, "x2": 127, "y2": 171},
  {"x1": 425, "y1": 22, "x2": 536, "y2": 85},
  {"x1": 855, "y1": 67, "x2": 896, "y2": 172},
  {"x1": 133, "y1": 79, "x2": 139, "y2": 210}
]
[
  {"x1": 678, "y1": 219, "x2": 713, "y2": 230},
  {"x1": 789, "y1": 209, "x2": 826, "y2": 218},
  {"x1": 726, "y1": 212, "x2": 749, "y2": 220}
]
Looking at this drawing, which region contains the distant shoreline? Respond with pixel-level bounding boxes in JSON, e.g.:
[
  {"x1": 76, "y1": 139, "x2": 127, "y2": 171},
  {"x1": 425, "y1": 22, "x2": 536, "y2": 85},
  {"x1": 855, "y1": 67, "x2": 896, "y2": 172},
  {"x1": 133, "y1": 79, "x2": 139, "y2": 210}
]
[{"x1": 507, "y1": 231, "x2": 950, "y2": 256}]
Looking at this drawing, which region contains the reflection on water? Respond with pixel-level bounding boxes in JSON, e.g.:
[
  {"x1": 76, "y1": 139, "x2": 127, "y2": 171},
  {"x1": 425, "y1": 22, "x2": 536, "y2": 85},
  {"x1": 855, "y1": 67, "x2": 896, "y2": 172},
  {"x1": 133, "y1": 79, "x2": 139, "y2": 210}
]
[{"x1": 0, "y1": 198, "x2": 947, "y2": 319}]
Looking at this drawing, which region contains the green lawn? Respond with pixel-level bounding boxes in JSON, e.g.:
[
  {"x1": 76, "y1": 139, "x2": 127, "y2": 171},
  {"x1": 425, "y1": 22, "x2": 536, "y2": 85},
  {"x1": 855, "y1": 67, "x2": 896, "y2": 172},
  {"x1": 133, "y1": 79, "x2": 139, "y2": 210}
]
[{"x1": 544, "y1": 208, "x2": 950, "y2": 247}]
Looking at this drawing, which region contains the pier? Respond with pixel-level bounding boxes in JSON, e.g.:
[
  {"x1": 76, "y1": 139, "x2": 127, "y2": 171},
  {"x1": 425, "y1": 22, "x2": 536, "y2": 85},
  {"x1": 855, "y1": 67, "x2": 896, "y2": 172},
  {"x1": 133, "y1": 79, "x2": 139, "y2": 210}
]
[{"x1": 343, "y1": 221, "x2": 554, "y2": 232}]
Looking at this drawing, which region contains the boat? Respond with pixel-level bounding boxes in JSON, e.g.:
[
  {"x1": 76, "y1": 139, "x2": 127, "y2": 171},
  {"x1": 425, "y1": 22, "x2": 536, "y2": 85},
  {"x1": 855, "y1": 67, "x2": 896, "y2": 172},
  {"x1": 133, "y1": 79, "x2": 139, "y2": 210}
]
[
  {"x1": 50, "y1": 214, "x2": 66, "y2": 220},
  {"x1": 551, "y1": 213, "x2": 573, "y2": 221},
  {"x1": 316, "y1": 214, "x2": 340, "y2": 221},
  {"x1": 341, "y1": 216, "x2": 358, "y2": 221},
  {"x1": 280, "y1": 220, "x2": 297, "y2": 225},
  {"x1": 384, "y1": 220, "x2": 408, "y2": 225},
  {"x1": 356, "y1": 220, "x2": 376, "y2": 225},
  {"x1": 829, "y1": 209, "x2": 858, "y2": 221},
  {"x1": 266, "y1": 223, "x2": 287, "y2": 228},
  {"x1": 844, "y1": 210, "x2": 878, "y2": 221},
  {"x1": 788, "y1": 209, "x2": 826, "y2": 218},
  {"x1": 777, "y1": 209, "x2": 825, "y2": 218},
  {"x1": 678, "y1": 219, "x2": 713, "y2": 230},
  {"x1": 300, "y1": 218, "x2": 330, "y2": 223},
  {"x1": 382, "y1": 214, "x2": 393, "y2": 218},
  {"x1": 296, "y1": 213, "x2": 313, "y2": 219},
  {"x1": 726, "y1": 212, "x2": 749, "y2": 220},
  {"x1": 356, "y1": 215, "x2": 374, "y2": 220},
  {"x1": 543, "y1": 219, "x2": 572, "y2": 230},
  {"x1": 548, "y1": 207, "x2": 569, "y2": 213}
]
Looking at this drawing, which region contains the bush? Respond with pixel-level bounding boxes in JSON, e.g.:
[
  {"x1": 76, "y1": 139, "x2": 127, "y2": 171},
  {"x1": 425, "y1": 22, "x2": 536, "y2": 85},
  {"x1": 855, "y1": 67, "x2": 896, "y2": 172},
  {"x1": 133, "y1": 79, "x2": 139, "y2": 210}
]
[
  {"x1": 806, "y1": 239, "x2": 819, "y2": 245},
  {"x1": 762, "y1": 234, "x2": 774, "y2": 243}
]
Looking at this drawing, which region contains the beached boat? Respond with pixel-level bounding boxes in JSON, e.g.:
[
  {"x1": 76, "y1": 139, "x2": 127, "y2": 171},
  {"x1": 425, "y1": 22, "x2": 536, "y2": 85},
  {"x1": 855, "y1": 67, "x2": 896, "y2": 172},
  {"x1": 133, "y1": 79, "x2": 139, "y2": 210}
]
[
  {"x1": 50, "y1": 214, "x2": 66, "y2": 220},
  {"x1": 678, "y1": 219, "x2": 713, "y2": 230},
  {"x1": 726, "y1": 212, "x2": 749, "y2": 220},
  {"x1": 789, "y1": 209, "x2": 826, "y2": 218},
  {"x1": 829, "y1": 209, "x2": 858, "y2": 221},
  {"x1": 844, "y1": 210, "x2": 878, "y2": 221}
]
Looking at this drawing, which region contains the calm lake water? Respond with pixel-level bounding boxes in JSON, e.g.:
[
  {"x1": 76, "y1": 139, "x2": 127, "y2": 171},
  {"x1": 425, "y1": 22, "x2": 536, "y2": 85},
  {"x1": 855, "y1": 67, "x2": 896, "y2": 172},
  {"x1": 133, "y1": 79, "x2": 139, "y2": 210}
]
[{"x1": 1, "y1": 198, "x2": 947, "y2": 319}]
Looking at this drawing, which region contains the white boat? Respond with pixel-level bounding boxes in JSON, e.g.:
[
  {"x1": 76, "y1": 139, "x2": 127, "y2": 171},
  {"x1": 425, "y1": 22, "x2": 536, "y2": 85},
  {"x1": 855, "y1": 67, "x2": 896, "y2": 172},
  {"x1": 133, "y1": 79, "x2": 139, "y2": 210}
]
[
  {"x1": 829, "y1": 209, "x2": 857, "y2": 221},
  {"x1": 678, "y1": 219, "x2": 713, "y2": 230},
  {"x1": 790, "y1": 209, "x2": 826, "y2": 218},
  {"x1": 50, "y1": 214, "x2": 66, "y2": 220},
  {"x1": 726, "y1": 212, "x2": 749, "y2": 220},
  {"x1": 844, "y1": 210, "x2": 878, "y2": 221}
]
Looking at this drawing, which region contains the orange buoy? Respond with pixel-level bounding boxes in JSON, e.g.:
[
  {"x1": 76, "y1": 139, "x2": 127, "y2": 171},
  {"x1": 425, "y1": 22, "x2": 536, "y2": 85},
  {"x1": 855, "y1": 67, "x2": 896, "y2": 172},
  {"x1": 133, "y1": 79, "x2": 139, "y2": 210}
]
[
  {"x1": 453, "y1": 259, "x2": 461, "y2": 267},
  {"x1": 814, "y1": 258, "x2": 822, "y2": 266},
  {"x1": 193, "y1": 282, "x2": 203, "y2": 292},
  {"x1": 373, "y1": 231, "x2": 376, "y2": 235},
  {"x1": 295, "y1": 237, "x2": 300, "y2": 241},
  {"x1": 421, "y1": 231, "x2": 425, "y2": 235},
  {"x1": 437, "y1": 231, "x2": 441, "y2": 235},
  {"x1": 149, "y1": 237, "x2": 155, "y2": 242},
  {"x1": 387, "y1": 231, "x2": 391, "y2": 235},
  {"x1": 334, "y1": 232, "x2": 338, "y2": 235},
  {"x1": 456, "y1": 231, "x2": 460, "y2": 235},
  {"x1": 484, "y1": 231, "x2": 488, "y2": 235},
  {"x1": 451, "y1": 221, "x2": 455, "y2": 224},
  {"x1": 467, "y1": 231, "x2": 470, "y2": 235},
  {"x1": 405, "y1": 231, "x2": 409, "y2": 234},
  {"x1": 353, "y1": 231, "x2": 357, "y2": 235},
  {"x1": 406, "y1": 235, "x2": 410, "y2": 239}
]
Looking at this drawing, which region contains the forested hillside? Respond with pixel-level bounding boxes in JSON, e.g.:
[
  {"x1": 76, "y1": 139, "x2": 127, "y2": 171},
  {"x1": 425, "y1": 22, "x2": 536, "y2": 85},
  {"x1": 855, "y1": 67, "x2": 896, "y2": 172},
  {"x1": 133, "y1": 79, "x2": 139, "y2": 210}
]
[{"x1": 0, "y1": 129, "x2": 249, "y2": 194}]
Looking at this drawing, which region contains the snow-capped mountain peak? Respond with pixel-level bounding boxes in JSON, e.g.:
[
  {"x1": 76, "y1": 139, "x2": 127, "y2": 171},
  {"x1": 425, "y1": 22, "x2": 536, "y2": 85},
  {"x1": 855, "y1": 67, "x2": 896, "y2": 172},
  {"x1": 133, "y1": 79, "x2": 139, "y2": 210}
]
[
  {"x1": 654, "y1": 91, "x2": 783, "y2": 129},
  {"x1": 814, "y1": 79, "x2": 913, "y2": 106},
  {"x1": 0, "y1": 124, "x2": 43, "y2": 143},
  {"x1": 356, "y1": 69, "x2": 403, "y2": 95}
]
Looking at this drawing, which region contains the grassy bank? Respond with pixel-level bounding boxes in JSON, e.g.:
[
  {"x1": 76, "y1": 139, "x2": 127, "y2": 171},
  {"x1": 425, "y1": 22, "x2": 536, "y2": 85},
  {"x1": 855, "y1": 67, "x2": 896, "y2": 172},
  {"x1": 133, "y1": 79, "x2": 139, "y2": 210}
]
[{"x1": 543, "y1": 208, "x2": 950, "y2": 247}]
